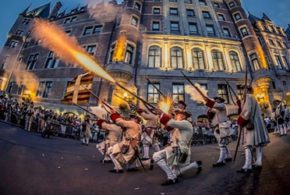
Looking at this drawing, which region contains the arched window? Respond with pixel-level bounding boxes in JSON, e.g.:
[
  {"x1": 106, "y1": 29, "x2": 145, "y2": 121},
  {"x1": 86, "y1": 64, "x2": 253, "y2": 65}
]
[
  {"x1": 212, "y1": 50, "x2": 225, "y2": 71},
  {"x1": 148, "y1": 46, "x2": 161, "y2": 68},
  {"x1": 250, "y1": 53, "x2": 260, "y2": 71},
  {"x1": 125, "y1": 44, "x2": 134, "y2": 64},
  {"x1": 170, "y1": 47, "x2": 184, "y2": 69},
  {"x1": 192, "y1": 48, "x2": 205, "y2": 70},
  {"x1": 229, "y1": 51, "x2": 242, "y2": 72}
]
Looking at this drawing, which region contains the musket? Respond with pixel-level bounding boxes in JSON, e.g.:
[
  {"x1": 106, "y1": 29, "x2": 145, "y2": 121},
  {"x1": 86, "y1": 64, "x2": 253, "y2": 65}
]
[
  {"x1": 72, "y1": 103, "x2": 97, "y2": 118},
  {"x1": 116, "y1": 83, "x2": 157, "y2": 111},
  {"x1": 224, "y1": 79, "x2": 239, "y2": 101},
  {"x1": 233, "y1": 66, "x2": 248, "y2": 161},
  {"x1": 81, "y1": 86, "x2": 114, "y2": 112},
  {"x1": 180, "y1": 71, "x2": 207, "y2": 100},
  {"x1": 146, "y1": 78, "x2": 166, "y2": 99}
]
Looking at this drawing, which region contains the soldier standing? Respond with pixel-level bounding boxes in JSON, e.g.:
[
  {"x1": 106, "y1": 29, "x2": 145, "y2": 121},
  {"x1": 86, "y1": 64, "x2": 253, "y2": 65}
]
[
  {"x1": 237, "y1": 86, "x2": 270, "y2": 173},
  {"x1": 205, "y1": 97, "x2": 233, "y2": 167},
  {"x1": 81, "y1": 115, "x2": 92, "y2": 145}
]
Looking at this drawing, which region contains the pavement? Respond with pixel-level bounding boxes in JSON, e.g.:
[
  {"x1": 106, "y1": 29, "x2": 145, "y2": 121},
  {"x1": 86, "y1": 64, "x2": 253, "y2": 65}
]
[{"x1": 0, "y1": 122, "x2": 290, "y2": 195}]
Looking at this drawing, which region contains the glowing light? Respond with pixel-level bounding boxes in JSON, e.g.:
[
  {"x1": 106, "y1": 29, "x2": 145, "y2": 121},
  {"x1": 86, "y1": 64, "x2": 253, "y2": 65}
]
[
  {"x1": 112, "y1": 32, "x2": 127, "y2": 63},
  {"x1": 185, "y1": 83, "x2": 208, "y2": 104},
  {"x1": 158, "y1": 97, "x2": 173, "y2": 114},
  {"x1": 32, "y1": 19, "x2": 116, "y2": 84}
]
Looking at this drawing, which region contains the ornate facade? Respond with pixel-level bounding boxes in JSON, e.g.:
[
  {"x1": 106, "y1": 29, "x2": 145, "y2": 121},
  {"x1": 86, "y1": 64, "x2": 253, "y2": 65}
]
[{"x1": 0, "y1": 0, "x2": 290, "y2": 118}]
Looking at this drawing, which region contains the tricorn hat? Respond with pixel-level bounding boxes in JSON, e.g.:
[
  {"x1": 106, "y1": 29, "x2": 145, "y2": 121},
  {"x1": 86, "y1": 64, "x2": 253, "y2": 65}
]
[
  {"x1": 213, "y1": 96, "x2": 225, "y2": 103},
  {"x1": 178, "y1": 100, "x2": 187, "y2": 108},
  {"x1": 174, "y1": 109, "x2": 192, "y2": 118}
]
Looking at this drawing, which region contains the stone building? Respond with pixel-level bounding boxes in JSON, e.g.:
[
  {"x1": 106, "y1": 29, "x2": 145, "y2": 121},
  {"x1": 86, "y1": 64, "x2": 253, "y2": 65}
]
[{"x1": 0, "y1": 0, "x2": 290, "y2": 118}]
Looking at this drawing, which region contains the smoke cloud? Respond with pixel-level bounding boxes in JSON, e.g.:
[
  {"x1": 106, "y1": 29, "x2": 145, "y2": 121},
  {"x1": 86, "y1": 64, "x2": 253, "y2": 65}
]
[{"x1": 185, "y1": 84, "x2": 208, "y2": 104}]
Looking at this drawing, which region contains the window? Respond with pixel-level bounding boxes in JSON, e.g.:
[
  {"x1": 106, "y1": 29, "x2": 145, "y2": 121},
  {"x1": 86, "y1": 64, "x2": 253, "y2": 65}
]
[
  {"x1": 8, "y1": 40, "x2": 18, "y2": 48},
  {"x1": 71, "y1": 16, "x2": 77, "y2": 23},
  {"x1": 147, "y1": 83, "x2": 160, "y2": 104},
  {"x1": 223, "y1": 28, "x2": 231, "y2": 37},
  {"x1": 7, "y1": 82, "x2": 15, "y2": 94},
  {"x1": 17, "y1": 84, "x2": 24, "y2": 95},
  {"x1": 153, "y1": 7, "x2": 160, "y2": 14},
  {"x1": 1, "y1": 55, "x2": 9, "y2": 69},
  {"x1": 213, "y1": 2, "x2": 220, "y2": 8},
  {"x1": 86, "y1": 45, "x2": 97, "y2": 56},
  {"x1": 202, "y1": 11, "x2": 211, "y2": 19},
  {"x1": 37, "y1": 81, "x2": 52, "y2": 98},
  {"x1": 170, "y1": 21, "x2": 180, "y2": 33},
  {"x1": 199, "y1": 0, "x2": 207, "y2": 6},
  {"x1": 272, "y1": 81, "x2": 276, "y2": 89},
  {"x1": 218, "y1": 84, "x2": 229, "y2": 103},
  {"x1": 282, "y1": 56, "x2": 289, "y2": 70},
  {"x1": 170, "y1": 47, "x2": 184, "y2": 69},
  {"x1": 83, "y1": 26, "x2": 93, "y2": 35},
  {"x1": 22, "y1": 18, "x2": 30, "y2": 25},
  {"x1": 134, "y1": 2, "x2": 141, "y2": 11},
  {"x1": 64, "y1": 17, "x2": 77, "y2": 24},
  {"x1": 234, "y1": 13, "x2": 242, "y2": 21},
  {"x1": 228, "y1": 2, "x2": 235, "y2": 8},
  {"x1": 283, "y1": 81, "x2": 287, "y2": 86},
  {"x1": 131, "y1": 16, "x2": 139, "y2": 26},
  {"x1": 192, "y1": 48, "x2": 205, "y2": 70},
  {"x1": 15, "y1": 30, "x2": 24, "y2": 36},
  {"x1": 172, "y1": 84, "x2": 185, "y2": 101},
  {"x1": 229, "y1": 51, "x2": 242, "y2": 72},
  {"x1": 212, "y1": 50, "x2": 225, "y2": 71},
  {"x1": 189, "y1": 23, "x2": 198, "y2": 35},
  {"x1": 45, "y1": 51, "x2": 59, "y2": 69},
  {"x1": 125, "y1": 44, "x2": 134, "y2": 64},
  {"x1": 185, "y1": 0, "x2": 192, "y2": 3},
  {"x1": 268, "y1": 39, "x2": 275, "y2": 46},
  {"x1": 218, "y1": 14, "x2": 225, "y2": 21},
  {"x1": 169, "y1": 8, "x2": 178, "y2": 16},
  {"x1": 240, "y1": 27, "x2": 249, "y2": 37},
  {"x1": 152, "y1": 21, "x2": 160, "y2": 31},
  {"x1": 250, "y1": 53, "x2": 260, "y2": 71},
  {"x1": 93, "y1": 25, "x2": 103, "y2": 34},
  {"x1": 109, "y1": 44, "x2": 115, "y2": 63},
  {"x1": 186, "y1": 9, "x2": 195, "y2": 17},
  {"x1": 277, "y1": 41, "x2": 284, "y2": 48},
  {"x1": 148, "y1": 46, "x2": 161, "y2": 68},
  {"x1": 65, "y1": 30, "x2": 72, "y2": 35},
  {"x1": 26, "y1": 54, "x2": 39, "y2": 70},
  {"x1": 206, "y1": 24, "x2": 215, "y2": 36},
  {"x1": 275, "y1": 55, "x2": 283, "y2": 69}
]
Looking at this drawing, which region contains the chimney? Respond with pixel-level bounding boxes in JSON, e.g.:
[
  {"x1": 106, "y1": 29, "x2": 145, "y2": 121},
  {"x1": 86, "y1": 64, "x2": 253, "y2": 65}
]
[{"x1": 50, "y1": 1, "x2": 62, "y2": 18}]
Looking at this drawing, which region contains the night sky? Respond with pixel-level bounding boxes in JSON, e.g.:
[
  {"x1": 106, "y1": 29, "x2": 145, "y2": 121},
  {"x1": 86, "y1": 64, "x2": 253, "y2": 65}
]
[{"x1": 0, "y1": 0, "x2": 289, "y2": 47}]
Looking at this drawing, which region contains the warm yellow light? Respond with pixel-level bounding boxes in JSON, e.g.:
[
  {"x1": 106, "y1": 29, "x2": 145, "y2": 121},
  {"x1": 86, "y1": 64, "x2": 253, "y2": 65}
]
[
  {"x1": 112, "y1": 32, "x2": 127, "y2": 63},
  {"x1": 158, "y1": 97, "x2": 173, "y2": 114}
]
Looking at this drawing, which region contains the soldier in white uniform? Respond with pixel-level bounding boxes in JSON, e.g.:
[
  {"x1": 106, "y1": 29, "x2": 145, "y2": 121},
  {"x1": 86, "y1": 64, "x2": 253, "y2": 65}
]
[
  {"x1": 25, "y1": 104, "x2": 34, "y2": 132},
  {"x1": 107, "y1": 112, "x2": 142, "y2": 173},
  {"x1": 205, "y1": 97, "x2": 232, "y2": 167},
  {"x1": 81, "y1": 116, "x2": 92, "y2": 145},
  {"x1": 237, "y1": 86, "x2": 270, "y2": 173},
  {"x1": 137, "y1": 108, "x2": 160, "y2": 160},
  {"x1": 153, "y1": 110, "x2": 202, "y2": 186},
  {"x1": 96, "y1": 119, "x2": 123, "y2": 163}
]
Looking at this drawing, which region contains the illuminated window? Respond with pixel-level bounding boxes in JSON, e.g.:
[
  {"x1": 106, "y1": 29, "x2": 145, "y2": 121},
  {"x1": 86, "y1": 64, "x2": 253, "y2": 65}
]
[
  {"x1": 275, "y1": 55, "x2": 283, "y2": 69},
  {"x1": 37, "y1": 81, "x2": 53, "y2": 98},
  {"x1": 212, "y1": 50, "x2": 225, "y2": 71},
  {"x1": 148, "y1": 46, "x2": 161, "y2": 68},
  {"x1": 217, "y1": 84, "x2": 229, "y2": 103},
  {"x1": 45, "y1": 51, "x2": 59, "y2": 69},
  {"x1": 282, "y1": 56, "x2": 289, "y2": 70},
  {"x1": 7, "y1": 82, "x2": 15, "y2": 94},
  {"x1": 170, "y1": 47, "x2": 184, "y2": 69},
  {"x1": 172, "y1": 84, "x2": 184, "y2": 102},
  {"x1": 269, "y1": 39, "x2": 275, "y2": 46},
  {"x1": 192, "y1": 48, "x2": 205, "y2": 70},
  {"x1": 250, "y1": 53, "x2": 260, "y2": 71},
  {"x1": 125, "y1": 44, "x2": 134, "y2": 64},
  {"x1": 229, "y1": 51, "x2": 242, "y2": 72},
  {"x1": 147, "y1": 83, "x2": 160, "y2": 104}
]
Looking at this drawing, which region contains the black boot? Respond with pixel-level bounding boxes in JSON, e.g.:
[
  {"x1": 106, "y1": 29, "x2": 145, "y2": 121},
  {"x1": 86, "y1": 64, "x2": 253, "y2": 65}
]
[
  {"x1": 212, "y1": 162, "x2": 225, "y2": 167},
  {"x1": 236, "y1": 168, "x2": 252, "y2": 174},
  {"x1": 161, "y1": 178, "x2": 178, "y2": 186}
]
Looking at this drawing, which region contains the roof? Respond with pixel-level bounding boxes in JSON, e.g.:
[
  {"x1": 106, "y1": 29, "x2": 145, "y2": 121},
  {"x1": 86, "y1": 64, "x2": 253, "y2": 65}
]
[{"x1": 22, "y1": 3, "x2": 51, "y2": 18}]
